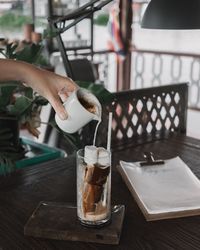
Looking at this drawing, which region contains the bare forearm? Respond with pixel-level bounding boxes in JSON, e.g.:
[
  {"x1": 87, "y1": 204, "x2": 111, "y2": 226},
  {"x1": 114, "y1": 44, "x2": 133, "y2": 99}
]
[
  {"x1": 0, "y1": 59, "x2": 33, "y2": 83},
  {"x1": 0, "y1": 58, "x2": 77, "y2": 119}
]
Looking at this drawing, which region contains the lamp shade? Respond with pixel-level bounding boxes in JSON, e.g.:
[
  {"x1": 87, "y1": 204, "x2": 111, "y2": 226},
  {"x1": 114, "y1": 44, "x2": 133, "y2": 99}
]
[{"x1": 141, "y1": 0, "x2": 200, "y2": 29}]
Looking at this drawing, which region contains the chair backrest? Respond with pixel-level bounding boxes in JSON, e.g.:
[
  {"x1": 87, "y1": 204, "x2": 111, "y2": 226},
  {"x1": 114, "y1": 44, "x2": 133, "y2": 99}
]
[
  {"x1": 69, "y1": 58, "x2": 98, "y2": 82},
  {"x1": 79, "y1": 83, "x2": 188, "y2": 150}
]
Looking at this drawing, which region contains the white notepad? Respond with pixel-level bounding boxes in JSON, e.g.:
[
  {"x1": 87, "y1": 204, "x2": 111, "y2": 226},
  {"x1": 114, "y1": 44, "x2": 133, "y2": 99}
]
[{"x1": 118, "y1": 157, "x2": 200, "y2": 221}]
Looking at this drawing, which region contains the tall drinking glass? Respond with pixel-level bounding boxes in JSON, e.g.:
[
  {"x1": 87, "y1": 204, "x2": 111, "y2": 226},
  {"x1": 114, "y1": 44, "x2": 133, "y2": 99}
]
[{"x1": 76, "y1": 148, "x2": 111, "y2": 227}]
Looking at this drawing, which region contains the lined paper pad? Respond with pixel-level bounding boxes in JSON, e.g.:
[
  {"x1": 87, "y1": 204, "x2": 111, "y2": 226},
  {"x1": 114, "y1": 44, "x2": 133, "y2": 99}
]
[{"x1": 118, "y1": 157, "x2": 200, "y2": 221}]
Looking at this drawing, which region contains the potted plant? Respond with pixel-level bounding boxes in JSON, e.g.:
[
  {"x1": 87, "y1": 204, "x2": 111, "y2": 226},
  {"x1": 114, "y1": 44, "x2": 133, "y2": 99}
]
[{"x1": 0, "y1": 40, "x2": 48, "y2": 173}]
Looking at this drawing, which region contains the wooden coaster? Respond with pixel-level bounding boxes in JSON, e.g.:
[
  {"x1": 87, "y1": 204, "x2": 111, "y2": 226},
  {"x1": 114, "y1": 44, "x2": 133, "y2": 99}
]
[{"x1": 24, "y1": 202, "x2": 125, "y2": 245}]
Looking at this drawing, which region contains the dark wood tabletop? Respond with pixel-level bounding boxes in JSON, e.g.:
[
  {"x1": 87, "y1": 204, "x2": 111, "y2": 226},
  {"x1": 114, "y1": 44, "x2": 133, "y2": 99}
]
[{"x1": 1, "y1": 135, "x2": 200, "y2": 250}]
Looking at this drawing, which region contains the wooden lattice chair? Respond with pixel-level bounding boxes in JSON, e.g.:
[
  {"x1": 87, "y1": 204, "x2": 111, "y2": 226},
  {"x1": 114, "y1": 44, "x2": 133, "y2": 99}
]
[{"x1": 79, "y1": 83, "x2": 188, "y2": 150}]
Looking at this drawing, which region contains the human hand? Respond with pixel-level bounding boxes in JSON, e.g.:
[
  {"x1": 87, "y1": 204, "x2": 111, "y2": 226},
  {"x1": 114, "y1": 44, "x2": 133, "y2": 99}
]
[
  {"x1": 0, "y1": 59, "x2": 78, "y2": 120},
  {"x1": 23, "y1": 65, "x2": 78, "y2": 120}
]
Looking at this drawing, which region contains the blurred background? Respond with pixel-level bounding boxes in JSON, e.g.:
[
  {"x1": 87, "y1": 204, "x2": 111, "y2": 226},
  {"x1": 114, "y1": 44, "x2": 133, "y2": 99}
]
[{"x1": 1, "y1": 0, "x2": 200, "y2": 140}]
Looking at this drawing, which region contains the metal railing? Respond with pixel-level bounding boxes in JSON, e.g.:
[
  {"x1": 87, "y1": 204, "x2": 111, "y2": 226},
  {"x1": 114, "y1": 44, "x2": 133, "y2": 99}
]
[
  {"x1": 131, "y1": 47, "x2": 200, "y2": 110},
  {"x1": 63, "y1": 46, "x2": 200, "y2": 110}
]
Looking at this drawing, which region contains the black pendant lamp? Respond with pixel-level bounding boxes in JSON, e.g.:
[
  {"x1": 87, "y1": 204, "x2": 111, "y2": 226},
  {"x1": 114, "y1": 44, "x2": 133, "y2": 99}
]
[{"x1": 141, "y1": 0, "x2": 200, "y2": 29}]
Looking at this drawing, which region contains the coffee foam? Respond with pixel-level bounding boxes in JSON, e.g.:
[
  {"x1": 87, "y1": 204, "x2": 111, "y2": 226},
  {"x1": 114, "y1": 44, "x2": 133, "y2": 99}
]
[
  {"x1": 97, "y1": 147, "x2": 110, "y2": 166},
  {"x1": 84, "y1": 145, "x2": 98, "y2": 165},
  {"x1": 84, "y1": 146, "x2": 110, "y2": 166}
]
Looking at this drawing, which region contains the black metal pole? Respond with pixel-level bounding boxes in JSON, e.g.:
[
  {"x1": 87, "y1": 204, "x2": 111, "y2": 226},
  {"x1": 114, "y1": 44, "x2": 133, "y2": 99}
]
[
  {"x1": 48, "y1": 0, "x2": 114, "y2": 80},
  {"x1": 31, "y1": 0, "x2": 35, "y2": 29},
  {"x1": 54, "y1": 23, "x2": 75, "y2": 79}
]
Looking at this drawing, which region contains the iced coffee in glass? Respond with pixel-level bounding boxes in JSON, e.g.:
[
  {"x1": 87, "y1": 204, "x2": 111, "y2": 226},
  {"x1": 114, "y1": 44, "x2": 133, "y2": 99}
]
[{"x1": 77, "y1": 146, "x2": 111, "y2": 227}]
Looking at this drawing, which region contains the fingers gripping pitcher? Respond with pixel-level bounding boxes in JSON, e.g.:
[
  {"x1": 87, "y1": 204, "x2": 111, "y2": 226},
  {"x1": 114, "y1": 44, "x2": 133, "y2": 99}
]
[{"x1": 55, "y1": 88, "x2": 101, "y2": 134}]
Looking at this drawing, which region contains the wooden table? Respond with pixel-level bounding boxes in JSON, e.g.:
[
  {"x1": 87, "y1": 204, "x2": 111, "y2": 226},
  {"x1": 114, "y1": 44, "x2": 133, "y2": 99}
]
[{"x1": 1, "y1": 135, "x2": 200, "y2": 250}]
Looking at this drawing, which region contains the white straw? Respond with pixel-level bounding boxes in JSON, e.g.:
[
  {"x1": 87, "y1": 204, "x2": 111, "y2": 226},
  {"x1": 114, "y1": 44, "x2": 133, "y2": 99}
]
[{"x1": 107, "y1": 112, "x2": 113, "y2": 151}]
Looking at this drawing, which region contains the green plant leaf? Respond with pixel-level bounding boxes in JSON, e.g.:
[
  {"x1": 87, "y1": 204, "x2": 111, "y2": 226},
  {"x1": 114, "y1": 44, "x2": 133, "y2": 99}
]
[
  {"x1": 76, "y1": 81, "x2": 114, "y2": 104},
  {"x1": 15, "y1": 43, "x2": 43, "y2": 64},
  {"x1": 23, "y1": 87, "x2": 33, "y2": 99},
  {"x1": 7, "y1": 96, "x2": 32, "y2": 117},
  {"x1": 0, "y1": 48, "x2": 6, "y2": 57},
  {"x1": 5, "y1": 43, "x2": 18, "y2": 59},
  {"x1": 94, "y1": 13, "x2": 109, "y2": 26},
  {"x1": 0, "y1": 12, "x2": 32, "y2": 29},
  {"x1": 43, "y1": 27, "x2": 59, "y2": 39},
  {"x1": 0, "y1": 83, "x2": 18, "y2": 111}
]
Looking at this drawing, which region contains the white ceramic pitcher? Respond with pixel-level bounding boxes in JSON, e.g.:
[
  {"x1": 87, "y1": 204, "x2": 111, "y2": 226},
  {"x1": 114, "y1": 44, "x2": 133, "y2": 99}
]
[{"x1": 55, "y1": 88, "x2": 101, "y2": 133}]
